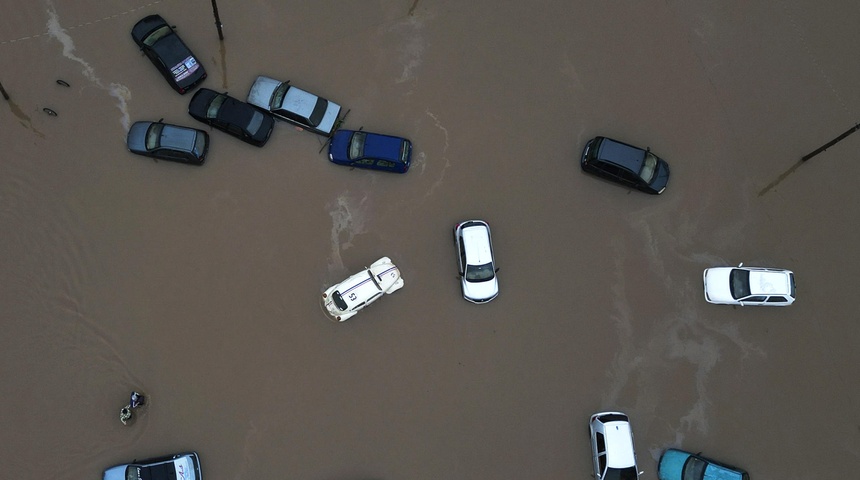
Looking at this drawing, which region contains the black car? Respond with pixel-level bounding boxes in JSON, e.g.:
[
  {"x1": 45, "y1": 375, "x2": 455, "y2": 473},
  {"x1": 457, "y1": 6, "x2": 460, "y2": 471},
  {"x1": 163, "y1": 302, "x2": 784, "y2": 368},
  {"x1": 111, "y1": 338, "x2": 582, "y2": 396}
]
[
  {"x1": 131, "y1": 14, "x2": 206, "y2": 94},
  {"x1": 580, "y1": 136, "x2": 670, "y2": 194},
  {"x1": 188, "y1": 89, "x2": 275, "y2": 147},
  {"x1": 127, "y1": 120, "x2": 209, "y2": 165}
]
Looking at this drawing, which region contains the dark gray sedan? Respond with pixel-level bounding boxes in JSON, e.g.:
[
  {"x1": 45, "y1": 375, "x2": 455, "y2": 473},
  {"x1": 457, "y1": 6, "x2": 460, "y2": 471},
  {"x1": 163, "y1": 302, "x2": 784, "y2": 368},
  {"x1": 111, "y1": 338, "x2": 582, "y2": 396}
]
[
  {"x1": 127, "y1": 121, "x2": 209, "y2": 165},
  {"x1": 188, "y1": 88, "x2": 275, "y2": 147}
]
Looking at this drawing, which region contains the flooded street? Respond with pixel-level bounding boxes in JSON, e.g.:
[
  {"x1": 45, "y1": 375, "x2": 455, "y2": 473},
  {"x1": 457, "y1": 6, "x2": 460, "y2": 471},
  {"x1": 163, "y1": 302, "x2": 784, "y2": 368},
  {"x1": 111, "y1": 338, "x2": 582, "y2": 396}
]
[{"x1": 2, "y1": 1, "x2": 859, "y2": 478}]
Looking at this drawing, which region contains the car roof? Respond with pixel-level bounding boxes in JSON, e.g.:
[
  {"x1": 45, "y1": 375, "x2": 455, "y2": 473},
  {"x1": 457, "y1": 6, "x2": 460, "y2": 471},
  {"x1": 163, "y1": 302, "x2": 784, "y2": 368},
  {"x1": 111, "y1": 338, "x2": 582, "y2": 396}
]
[
  {"x1": 461, "y1": 222, "x2": 492, "y2": 265},
  {"x1": 362, "y1": 132, "x2": 407, "y2": 161},
  {"x1": 603, "y1": 420, "x2": 636, "y2": 468},
  {"x1": 158, "y1": 123, "x2": 199, "y2": 151},
  {"x1": 748, "y1": 270, "x2": 792, "y2": 296},
  {"x1": 335, "y1": 270, "x2": 381, "y2": 309},
  {"x1": 281, "y1": 85, "x2": 320, "y2": 117},
  {"x1": 597, "y1": 136, "x2": 646, "y2": 172}
]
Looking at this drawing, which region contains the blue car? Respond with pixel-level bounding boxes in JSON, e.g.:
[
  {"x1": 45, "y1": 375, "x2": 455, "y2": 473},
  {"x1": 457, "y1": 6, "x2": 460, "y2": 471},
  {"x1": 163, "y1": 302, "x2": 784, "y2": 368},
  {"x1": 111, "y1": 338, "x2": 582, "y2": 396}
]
[
  {"x1": 658, "y1": 448, "x2": 749, "y2": 480},
  {"x1": 328, "y1": 129, "x2": 412, "y2": 173}
]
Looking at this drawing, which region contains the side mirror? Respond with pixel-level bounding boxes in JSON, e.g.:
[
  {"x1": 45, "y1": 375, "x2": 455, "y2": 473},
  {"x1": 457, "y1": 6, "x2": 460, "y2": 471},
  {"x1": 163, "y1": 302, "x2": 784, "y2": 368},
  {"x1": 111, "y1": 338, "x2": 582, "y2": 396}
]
[
  {"x1": 495, "y1": 267, "x2": 500, "y2": 273},
  {"x1": 738, "y1": 262, "x2": 744, "y2": 267}
]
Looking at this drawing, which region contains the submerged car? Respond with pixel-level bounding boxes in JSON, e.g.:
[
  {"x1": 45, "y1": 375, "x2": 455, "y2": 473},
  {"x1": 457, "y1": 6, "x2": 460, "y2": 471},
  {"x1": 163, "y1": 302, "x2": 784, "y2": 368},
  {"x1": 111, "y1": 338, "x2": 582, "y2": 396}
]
[
  {"x1": 188, "y1": 88, "x2": 275, "y2": 147},
  {"x1": 328, "y1": 129, "x2": 413, "y2": 173},
  {"x1": 246, "y1": 75, "x2": 342, "y2": 136},
  {"x1": 454, "y1": 220, "x2": 499, "y2": 303},
  {"x1": 322, "y1": 257, "x2": 404, "y2": 322},
  {"x1": 589, "y1": 412, "x2": 641, "y2": 480},
  {"x1": 703, "y1": 263, "x2": 795, "y2": 306},
  {"x1": 580, "y1": 136, "x2": 670, "y2": 194},
  {"x1": 658, "y1": 448, "x2": 749, "y2": 480},
  {"x1": 127, "y1": 120, "x2": 209, "y2": 165},
  {"x1": 131, "y1": 14, "x2": 206, "y2": 94},
  {"x1": 103, "y1": 451, "x2": 201, "y2": 480}
]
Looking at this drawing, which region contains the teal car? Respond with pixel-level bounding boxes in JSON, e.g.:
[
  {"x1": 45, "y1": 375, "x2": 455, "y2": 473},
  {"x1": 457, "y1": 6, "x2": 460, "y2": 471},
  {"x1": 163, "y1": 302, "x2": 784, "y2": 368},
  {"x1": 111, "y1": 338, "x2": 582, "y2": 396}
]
[{"x1": 658, "y1": 449, "x2": 749, "y2": 480}]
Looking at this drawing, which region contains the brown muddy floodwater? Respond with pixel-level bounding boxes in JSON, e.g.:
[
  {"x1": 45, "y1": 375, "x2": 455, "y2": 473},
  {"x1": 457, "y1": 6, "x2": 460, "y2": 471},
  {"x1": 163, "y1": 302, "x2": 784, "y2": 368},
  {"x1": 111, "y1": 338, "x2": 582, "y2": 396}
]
[{"x1": 2, "y1": 1, "x2": 860, "y2": 479}]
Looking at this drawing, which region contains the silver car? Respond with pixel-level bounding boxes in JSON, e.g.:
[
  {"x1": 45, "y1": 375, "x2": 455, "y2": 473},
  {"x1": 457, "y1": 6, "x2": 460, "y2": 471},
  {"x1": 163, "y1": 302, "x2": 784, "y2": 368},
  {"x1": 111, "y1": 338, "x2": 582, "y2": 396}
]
[
  {"x1": 127, "y1": 121, "x2": 209, "y2": 165},
  {"x1": 246, "y1": 75, "x2": 342, "y2": 136}
]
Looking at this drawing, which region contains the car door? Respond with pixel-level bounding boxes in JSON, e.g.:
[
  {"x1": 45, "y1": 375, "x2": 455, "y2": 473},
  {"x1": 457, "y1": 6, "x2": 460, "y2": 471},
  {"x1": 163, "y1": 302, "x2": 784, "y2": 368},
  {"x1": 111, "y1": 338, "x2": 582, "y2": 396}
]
[{"x1": 456, "y1": 232, "x2": 467, "y2": 276}]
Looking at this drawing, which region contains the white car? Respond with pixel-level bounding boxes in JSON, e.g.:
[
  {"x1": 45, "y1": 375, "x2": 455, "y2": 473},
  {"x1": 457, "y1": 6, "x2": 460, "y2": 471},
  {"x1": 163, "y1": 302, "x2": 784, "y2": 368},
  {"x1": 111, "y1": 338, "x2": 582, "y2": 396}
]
[
  {"x1": 589, "y1": 412, "x2": 641, "y2": 480},
  {"x1": 454, "y1": 220, "x2": 499, "y2": 303},
  {"x1": 703, "y1": 263, "x2": 795, "y2": 306},
  {"x1": 246, "y1": 75, "x2": 342, "y2": 136},
  {"x1": 103, "y1": 452, "x2": 201, "y2": 480},
  {"x1": 322, "y1": 257, "x2": 404, "y2": 322}
]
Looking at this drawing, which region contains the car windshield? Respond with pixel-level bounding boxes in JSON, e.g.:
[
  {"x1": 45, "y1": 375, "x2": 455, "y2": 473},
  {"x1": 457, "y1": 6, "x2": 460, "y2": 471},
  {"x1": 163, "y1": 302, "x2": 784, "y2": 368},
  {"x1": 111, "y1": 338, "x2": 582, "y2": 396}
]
[
  {"x1": 331, "y1": 291, "x2": 348, "y2": 311},
  {"x1": 271, "y1": 83, "x2": 290, "y2": 109},
  {"x1": 125, "y1": 466, "x2": 138, "y2": 480},
  {"x1": 308, "y1": 98, "x2": 328, "y2": 127},
  {"x1": 465, "y1": 262, "x2": 495, "y2": 282},
  {"x1": 206, "y1": 94, "x2": 226, "y2": 119},
  {"x1": 603, "y1": 466, "x2": 639, "y2": 480},
  {"x1": 247, "y1": 111, "x2": 264, "y2": 133},
  {"x1": 683, "y1": 456, "x2": 707, "y2": 480},
  {"x1": 729, "y1": 268, "x2": 751, "y2": 299},
  {"x1": 638, "y1": 152, "x2": 658, "y2": 183},
  {"x1": 349, "y1": 132, "x2": 367, "y2": 159},
  {"x1": 143, "y1": 25, "x2": 171, "y2": 47},
  {"x1": 145, "y1": 123, "x2": 164, "y2": 150}
]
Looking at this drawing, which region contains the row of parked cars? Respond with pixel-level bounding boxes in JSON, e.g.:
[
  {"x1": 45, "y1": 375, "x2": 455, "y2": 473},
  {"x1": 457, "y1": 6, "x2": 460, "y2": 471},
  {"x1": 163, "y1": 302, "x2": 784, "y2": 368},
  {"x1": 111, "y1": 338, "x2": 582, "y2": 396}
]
[
  {"x1": 117, "y1": 12, "x2": 795, "y2": 480},
  {"x1": 125, "y1": 14, "x2": 414, "y2": 173},
  {"x1": 589, "y1": 412, "x2": 750, "y2": 480}
]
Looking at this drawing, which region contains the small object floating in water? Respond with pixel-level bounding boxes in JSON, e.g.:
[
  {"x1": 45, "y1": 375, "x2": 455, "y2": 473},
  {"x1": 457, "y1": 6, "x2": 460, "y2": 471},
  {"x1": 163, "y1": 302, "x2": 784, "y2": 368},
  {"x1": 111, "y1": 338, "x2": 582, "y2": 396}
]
[
  {"x1": 56, "y1": 79, "x2": 70, "y2": 87},
  {"x1": 43, "y1": 107, "x2": 57, "y2": 116}
]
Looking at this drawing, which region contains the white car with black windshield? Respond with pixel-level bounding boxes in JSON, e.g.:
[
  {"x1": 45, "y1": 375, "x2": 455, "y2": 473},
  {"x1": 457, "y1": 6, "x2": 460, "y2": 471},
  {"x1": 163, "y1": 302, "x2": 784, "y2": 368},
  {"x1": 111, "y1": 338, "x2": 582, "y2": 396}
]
[
  {"x1": 454, "y1": 220, "x2": 499, "y2": 304},
  {"x1": 703, "y1": 263, "x2": 795, "y2": 306}
]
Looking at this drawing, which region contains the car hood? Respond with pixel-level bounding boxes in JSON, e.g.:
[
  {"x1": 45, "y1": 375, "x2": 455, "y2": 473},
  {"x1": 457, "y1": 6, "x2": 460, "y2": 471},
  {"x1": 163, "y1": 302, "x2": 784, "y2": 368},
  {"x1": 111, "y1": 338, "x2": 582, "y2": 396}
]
[
  {"x1": 657, "y1": 449, "x2": 689, "y2": 480},
  {"x1": 131, "y1": 15, "x2": 165, "y2": 44},
  {"x1": 704, "y1": 267, "x2": 734, "y2": 303},
  {"x1": 103, "y1": 465, "x2": 126, "y2": 480},
  {"x1": 462, "y1": 276, "x2": 498, "y2": 303},
  {"x1": 247, "y1": 76, "x2": 281, "y2": 110},
  {"x1": 127, "y1": 121, "x2": 151, "y2": 153},
  {"x1": 369, "y1": 261, "x2": 403, "y2": 293}
]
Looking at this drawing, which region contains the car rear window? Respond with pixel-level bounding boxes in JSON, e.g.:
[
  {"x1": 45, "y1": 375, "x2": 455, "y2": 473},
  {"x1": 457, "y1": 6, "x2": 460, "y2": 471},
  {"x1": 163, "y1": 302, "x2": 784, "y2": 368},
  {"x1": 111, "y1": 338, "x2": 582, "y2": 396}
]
[
  {"x1": 309, "y1": 98, "x2": 328, "y2": 127},
  {"x1": 597, "y1": 413, "x2": 628, "y2": 423}
]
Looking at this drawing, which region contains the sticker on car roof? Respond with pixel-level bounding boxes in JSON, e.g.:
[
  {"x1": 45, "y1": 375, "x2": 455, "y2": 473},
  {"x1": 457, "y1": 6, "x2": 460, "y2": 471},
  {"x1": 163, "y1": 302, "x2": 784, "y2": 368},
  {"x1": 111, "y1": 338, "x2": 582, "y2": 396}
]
[{"x1": 171, "y1": 56, "x2": 200, "y2": 82}]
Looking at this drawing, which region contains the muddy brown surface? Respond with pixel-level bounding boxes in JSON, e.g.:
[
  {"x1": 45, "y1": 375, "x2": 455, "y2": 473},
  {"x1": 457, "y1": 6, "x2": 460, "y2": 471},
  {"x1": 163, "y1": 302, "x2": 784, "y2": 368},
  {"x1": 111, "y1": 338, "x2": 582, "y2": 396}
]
[{"x1": 2, "y1": 1, "x2": 859, "y2": 479}]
